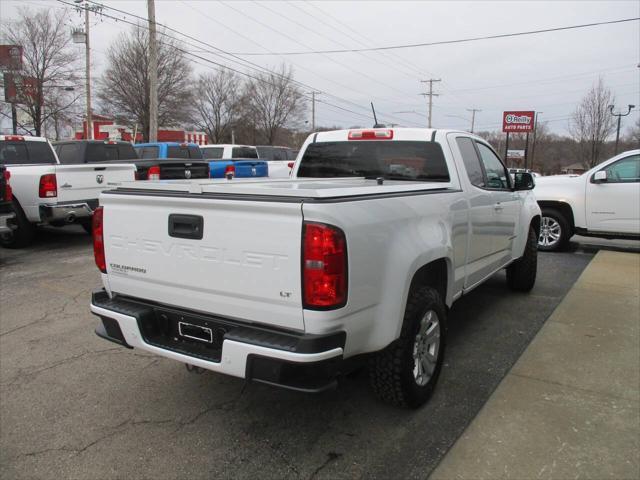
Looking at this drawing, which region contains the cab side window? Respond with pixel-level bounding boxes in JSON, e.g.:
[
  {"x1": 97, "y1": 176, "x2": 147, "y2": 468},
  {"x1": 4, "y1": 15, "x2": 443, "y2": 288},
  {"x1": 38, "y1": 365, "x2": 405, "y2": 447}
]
[
  {"x1": 476, "y1": 142, "x2": 510, "y2": 189},
  {"x1": 604, "y1": 155, "x2": 640, "y2": 183},
  {"x1": 456, "y1": 137, "x2": 485, "y2": 188}
]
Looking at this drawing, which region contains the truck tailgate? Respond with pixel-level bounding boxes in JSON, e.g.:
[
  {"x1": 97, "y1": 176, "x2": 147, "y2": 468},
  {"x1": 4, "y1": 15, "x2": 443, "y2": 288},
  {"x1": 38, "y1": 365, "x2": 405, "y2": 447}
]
[
  {"x1": 101, "y1": 192, "x2": 305, "y2": 331},
  {"x1": 56, "y1": 164, "x2": 135, "y2": 202}
]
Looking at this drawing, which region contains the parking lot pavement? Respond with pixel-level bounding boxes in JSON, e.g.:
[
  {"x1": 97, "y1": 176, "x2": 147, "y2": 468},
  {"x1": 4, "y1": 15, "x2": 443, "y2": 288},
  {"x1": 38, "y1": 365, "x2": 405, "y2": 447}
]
[
  {"x1": 431, "y1": 250, "x2": 640, "y2": 480},
  {"x1": 0, "y1": 226, "x2": 601, "y2": 479}
]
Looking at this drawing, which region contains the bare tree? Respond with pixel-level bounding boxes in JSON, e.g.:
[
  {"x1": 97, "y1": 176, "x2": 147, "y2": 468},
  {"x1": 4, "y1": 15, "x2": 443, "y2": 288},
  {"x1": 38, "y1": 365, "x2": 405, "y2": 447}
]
[
  {"x1": 245, "y1": 64, "x2": 306, "y2": 145},
  {"x1": 193, "y1": 70, "x2": 243, "y2": 144},
  {"x1": 97, "y1": 26, "x2": 193, "y2": 141},
  {"x1": 569, "y1": 77, "x2": 617, "y2": 168},
  {"x1": 4, "y1": 8, "x2": 82, "y2": 136}
]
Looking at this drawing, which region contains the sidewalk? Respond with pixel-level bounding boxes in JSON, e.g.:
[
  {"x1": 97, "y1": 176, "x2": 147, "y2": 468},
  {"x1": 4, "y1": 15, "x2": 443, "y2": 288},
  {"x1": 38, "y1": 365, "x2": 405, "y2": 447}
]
[{"x1": 431, "y1": 250, "x2": 640, "y2": 480}]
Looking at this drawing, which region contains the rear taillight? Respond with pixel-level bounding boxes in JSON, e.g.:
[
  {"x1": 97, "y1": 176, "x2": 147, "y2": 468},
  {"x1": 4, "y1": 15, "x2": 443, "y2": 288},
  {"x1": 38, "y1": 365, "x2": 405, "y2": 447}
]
[
  {"x1": 92, "y1": 206, "x2": 106, "y2": 273},
  {"x1": 3, "y1": 170, "x2": 12, "y2": 202},
  {"x1": 225, "y1": 164, "x2": 235, "y2": 179},
  {"x1": 302, "y1": 222, "x2": 347, "y2": 309},
  {"x1": 148, "y1": 165, "x2": 160, "y2": 181},
  {"x1": 38, "y1": 174, "x2": 57, "y2": 198}
]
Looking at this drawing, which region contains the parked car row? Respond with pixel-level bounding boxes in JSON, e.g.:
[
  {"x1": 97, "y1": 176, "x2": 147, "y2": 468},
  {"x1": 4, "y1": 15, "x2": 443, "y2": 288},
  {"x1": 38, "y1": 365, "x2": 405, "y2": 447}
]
[{"x1": 0, "y1": 135, "x2": 303, "y2": 247}]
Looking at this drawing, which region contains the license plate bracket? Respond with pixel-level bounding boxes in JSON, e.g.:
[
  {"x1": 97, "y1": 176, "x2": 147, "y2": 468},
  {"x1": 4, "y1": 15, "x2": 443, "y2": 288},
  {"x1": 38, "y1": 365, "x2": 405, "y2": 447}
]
[{"x1": 178, "y1": 321, "x2": 213, "y2": 344}]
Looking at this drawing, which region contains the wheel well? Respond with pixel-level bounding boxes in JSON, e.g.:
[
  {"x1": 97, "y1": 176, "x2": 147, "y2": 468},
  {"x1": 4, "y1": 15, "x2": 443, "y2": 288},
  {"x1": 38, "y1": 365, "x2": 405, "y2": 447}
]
[
  {"x1": 531, "y1": 215, "x2": 541, "y2": 237},
  {"x1": 409, "y1": 258, "x2": 448, "y2": 304},
  {"x1": 537, "y1": 201, "x2": 575, "y2": 233}
]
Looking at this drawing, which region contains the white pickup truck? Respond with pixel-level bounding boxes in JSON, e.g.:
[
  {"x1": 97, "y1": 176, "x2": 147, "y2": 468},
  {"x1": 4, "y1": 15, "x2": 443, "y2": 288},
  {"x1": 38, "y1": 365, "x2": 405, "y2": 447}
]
[
  {"x1": 535, "y1": 149, "x2": 640, "y2": 250},
  {"x1": 90, "y1": 128, "x2": 540, "y2": 408},
  {"x1": 0, "y1": 135, "x2": 135, "y2": 248}
]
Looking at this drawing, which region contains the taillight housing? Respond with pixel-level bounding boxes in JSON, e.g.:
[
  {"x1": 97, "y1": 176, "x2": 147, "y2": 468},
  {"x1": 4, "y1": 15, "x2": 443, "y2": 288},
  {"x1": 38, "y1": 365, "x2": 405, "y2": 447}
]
[
  {"x1": 38, "y1": 174, "x2": 57, "y2": 198},
  {"x1": 225, "y1": 164, "x2": 235, "y2": 179},
  {"x1": 302, "y1": 222, "x2": 348, "y2": 309},
  {"x1": 148, "y1": 165, "x2": 160, "y2": 181},
  {"x1": 92, "y1": 206, "x2": 106, "y2": 273},
  {"x1": 3, "y1": 170, "x2": 12, "y2": 202}
]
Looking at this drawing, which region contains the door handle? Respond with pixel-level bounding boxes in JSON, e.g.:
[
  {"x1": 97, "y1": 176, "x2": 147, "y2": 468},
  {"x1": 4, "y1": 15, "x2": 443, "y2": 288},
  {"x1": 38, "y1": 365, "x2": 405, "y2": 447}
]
[{"x1": 494, "y1": 203, "x2": 504, "y2": 212}]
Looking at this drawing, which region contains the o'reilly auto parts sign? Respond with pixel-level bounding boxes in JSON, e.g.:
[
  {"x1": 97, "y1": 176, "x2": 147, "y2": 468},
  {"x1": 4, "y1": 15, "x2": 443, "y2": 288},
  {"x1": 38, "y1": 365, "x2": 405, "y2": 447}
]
[{"x1": 502, "y1": 111, "x2": 535, "y2": 132}]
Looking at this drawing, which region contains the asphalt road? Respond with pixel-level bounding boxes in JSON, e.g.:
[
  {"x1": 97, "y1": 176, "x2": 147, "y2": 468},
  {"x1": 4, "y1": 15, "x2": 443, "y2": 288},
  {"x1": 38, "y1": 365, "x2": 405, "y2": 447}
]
[{"x1": 0, "y1": 226, "x2": 630, "y2": 479}]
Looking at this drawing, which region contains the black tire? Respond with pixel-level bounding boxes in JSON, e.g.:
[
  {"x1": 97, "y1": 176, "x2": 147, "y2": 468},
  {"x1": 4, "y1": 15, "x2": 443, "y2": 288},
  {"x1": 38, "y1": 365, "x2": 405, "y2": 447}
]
[
  {"x1": 507, "y1": 225, "x2": 538, "y2": 292},
  {"x1": 0, "y1": 201, "x2": 36, "y2": 249},
  {"x1": 368, "y1": 286, "x2": 447, "y2": 408},
  {"x1": 79, "y1": 218, "x2": 92, "y2": 235},
  {"x1": 538, "y1": 208, "x2": 570, "y2": 251}
]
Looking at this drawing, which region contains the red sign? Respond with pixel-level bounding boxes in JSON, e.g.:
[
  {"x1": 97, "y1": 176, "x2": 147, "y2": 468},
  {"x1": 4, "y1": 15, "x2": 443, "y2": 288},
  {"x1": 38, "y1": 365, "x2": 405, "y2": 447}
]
[
  {"x1": 3, "y1": 73, "x2": 40, "y2": 105},
  {"x1": 502, "y1": 111, "x2": 535, "y2": 132},
  {"x1": 0, "y1": 45, "x2": 23, "y2": 70}
]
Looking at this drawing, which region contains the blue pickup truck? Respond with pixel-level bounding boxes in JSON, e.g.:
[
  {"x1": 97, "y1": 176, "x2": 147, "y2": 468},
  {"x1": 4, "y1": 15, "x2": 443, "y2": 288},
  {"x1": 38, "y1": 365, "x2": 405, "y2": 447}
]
[
  {"x1": 134, "y1": 142, "x2": 204, "y2": 160},
  {"x1": 200, "y1": 144, "x2": 268, "y2": 179}
]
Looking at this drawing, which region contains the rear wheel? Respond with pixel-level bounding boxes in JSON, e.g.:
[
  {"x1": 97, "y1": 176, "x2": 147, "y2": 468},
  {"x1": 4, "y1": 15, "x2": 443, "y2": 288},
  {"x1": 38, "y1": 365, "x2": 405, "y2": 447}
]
[
  {"x1": 368, "y1": 286, "x2": 447, "y2": 408},
  {"x1": 0, "y1": 201, "x2": 36, "y2": 249},
  {"x1": 538, "y1": 208, "x2": 570, "y2": 251}
]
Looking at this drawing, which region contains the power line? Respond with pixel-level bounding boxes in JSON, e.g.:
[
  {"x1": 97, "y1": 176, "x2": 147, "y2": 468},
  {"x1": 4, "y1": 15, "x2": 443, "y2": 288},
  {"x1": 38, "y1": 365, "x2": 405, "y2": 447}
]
[
  {"x1": 55, "y1": 0, "x2": 381, "y2": 126},
  {"x1": 177, "y1": 0, "x2": 421, "y2": 126},
  {"x1": 80, "y1": 0, "x2": 422, "y2": 127},
  {"x1": 230, "y1": 17, "x2": 640, "y2": 55}
]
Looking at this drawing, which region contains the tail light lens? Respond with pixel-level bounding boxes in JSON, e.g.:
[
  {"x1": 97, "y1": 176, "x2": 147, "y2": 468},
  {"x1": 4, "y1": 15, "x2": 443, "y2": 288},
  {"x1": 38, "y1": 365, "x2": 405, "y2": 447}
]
[
  {"x1": 225, "y1": 164, "x2": 235, "y2": 179},
  {"x1": 38, "y1": 174, "x2": 57, "y2": 198},
  {"x1": 3, "y1": 170, "x2": 12, "y2": 202},
  {"x1": 148, "y1": 165, "x2": 160, "y2": 180},
  {"x1": 303, "y1": 222, "x2": 347, "y2": 309},
  {"x1": 348, "y1": 129, "x2": 394, "y2": 140},
  {"x1": 92, "y1": 206, "x2": 106, "y2": 273}
]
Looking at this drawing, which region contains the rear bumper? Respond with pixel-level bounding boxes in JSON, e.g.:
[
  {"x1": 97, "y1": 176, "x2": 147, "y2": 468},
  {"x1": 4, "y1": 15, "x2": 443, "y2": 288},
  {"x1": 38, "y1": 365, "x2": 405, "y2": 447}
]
[
  {"x1": 90, "y1": 290, "x2": 345, "y2": 392},
  {"x1": 40, "y1": 199, "x2": 98, "y2": 223}
]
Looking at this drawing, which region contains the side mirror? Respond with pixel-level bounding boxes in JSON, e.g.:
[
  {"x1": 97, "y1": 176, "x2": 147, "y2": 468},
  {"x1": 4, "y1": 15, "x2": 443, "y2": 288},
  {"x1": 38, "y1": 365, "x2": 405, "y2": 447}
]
[
  {"x1": 514, "y1": 172, "x2": 535, "y2": 191},
  {"x1": 592, "y1": 170, "x2": 607, "y2": 183}
]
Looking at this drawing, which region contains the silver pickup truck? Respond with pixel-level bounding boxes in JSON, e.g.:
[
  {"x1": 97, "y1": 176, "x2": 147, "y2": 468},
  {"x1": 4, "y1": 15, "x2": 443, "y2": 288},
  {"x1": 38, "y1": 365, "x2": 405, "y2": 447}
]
[{"x1": 90, "y1": 128, "x2": 540, "y2": 408}]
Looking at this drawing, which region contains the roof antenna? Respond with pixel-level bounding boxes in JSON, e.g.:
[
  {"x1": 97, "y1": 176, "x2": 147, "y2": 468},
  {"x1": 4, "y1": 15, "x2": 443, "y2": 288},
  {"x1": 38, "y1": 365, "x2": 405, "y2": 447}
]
[{"x1": 371, "y1": 102, "x2": 385, "y2": 128}]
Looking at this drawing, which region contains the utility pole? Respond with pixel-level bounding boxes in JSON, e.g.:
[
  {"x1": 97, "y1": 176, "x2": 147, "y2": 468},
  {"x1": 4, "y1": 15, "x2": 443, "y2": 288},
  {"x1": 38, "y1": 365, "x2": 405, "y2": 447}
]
[
  {"x1": 466, "y1": 108, "x2": 481, "y2": 133},
  {"x1": 73, "y1": 1, "x2": 100, "y2": 139},
  {"x1": 609, "y1": 104, "x2": 635, "y2": 154},
  {"x1": 308, "y1": 91, "x2": 321, "y2": 131},
  {"x1": 420, "y1": 79, "x2": 441, "y2": 128},
  {"x1": 530, "y1": 112, "x2": 543, "y2": 171},
  {"x1": 84, "y1": 3, "x2": 93, "y2": 139},
  {"x1": 147, "y1": 0, "x2": 159, "y2": 142}
]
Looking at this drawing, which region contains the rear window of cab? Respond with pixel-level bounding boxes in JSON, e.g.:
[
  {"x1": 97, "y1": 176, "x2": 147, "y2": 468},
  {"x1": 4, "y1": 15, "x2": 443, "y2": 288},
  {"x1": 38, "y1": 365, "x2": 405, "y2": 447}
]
[{"x1": 297, "y1": 140, "x2": 450, "y2": 182}]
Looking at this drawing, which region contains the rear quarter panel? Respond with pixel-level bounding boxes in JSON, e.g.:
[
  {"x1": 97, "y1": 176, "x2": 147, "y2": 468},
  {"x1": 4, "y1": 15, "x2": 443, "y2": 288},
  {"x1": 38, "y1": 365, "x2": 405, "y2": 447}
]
[{"x1": 302, "y1": 190, "x2": 468, "y2": 357}]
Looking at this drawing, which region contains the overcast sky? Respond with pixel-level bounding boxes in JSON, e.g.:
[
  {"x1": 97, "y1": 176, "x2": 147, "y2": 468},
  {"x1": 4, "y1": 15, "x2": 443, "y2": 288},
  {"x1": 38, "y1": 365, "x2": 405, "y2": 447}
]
[{"x1": 2, "y1": 0, "x2": 639, "y2": 135}]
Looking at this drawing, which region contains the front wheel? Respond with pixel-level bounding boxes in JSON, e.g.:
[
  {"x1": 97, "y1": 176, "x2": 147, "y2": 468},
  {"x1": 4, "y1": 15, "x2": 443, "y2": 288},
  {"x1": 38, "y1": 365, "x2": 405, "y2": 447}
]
[
  {"x1": 368, "y1": 286, "x2": 447, "y2": 408},
  {"x1": 538, "y1": 208, "x2": 570, "y2": 251}
]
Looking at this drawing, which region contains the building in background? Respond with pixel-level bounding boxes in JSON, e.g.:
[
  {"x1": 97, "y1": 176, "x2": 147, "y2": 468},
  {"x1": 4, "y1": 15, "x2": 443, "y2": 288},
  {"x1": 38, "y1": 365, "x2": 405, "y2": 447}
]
[{"x1": 74, "y1": 114, "x2": 208, "y2": 144}]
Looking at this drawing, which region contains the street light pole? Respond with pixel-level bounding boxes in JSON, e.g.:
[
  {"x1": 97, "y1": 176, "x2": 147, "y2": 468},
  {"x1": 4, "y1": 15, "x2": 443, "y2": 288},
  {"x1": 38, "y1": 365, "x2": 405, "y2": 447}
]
[{"x1": 609, "y1": 104, "x2": 636, "y2": 154}]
